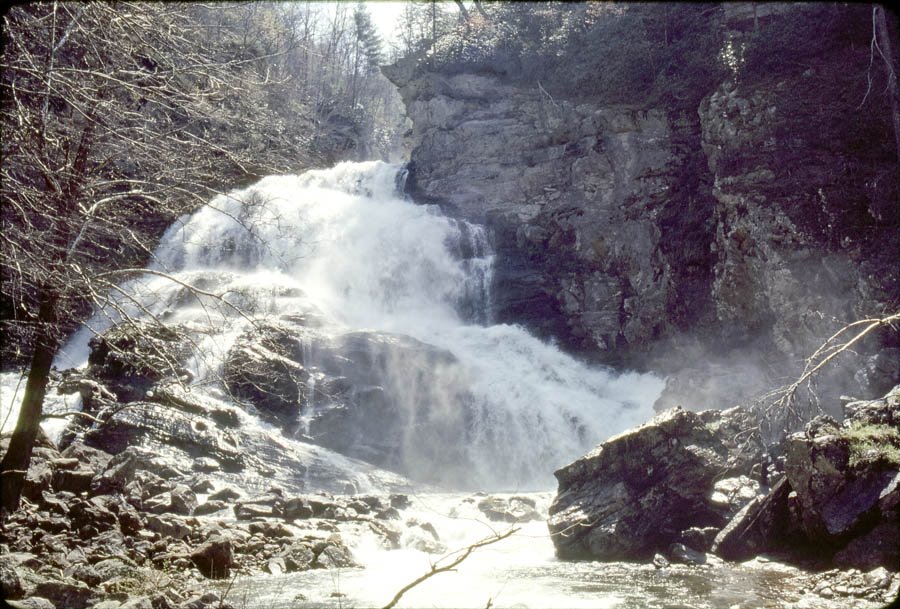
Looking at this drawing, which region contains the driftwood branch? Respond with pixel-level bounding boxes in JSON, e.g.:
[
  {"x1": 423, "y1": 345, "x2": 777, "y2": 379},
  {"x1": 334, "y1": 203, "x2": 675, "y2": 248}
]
[{"x1": 380, "y1": 527, "x2": 519, "y2": 609}]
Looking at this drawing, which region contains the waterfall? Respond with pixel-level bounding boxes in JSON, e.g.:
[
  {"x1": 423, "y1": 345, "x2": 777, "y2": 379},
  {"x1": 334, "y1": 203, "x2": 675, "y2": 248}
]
[{"x1": 46, "y1": 161, "x2": 662, "y2": 490}]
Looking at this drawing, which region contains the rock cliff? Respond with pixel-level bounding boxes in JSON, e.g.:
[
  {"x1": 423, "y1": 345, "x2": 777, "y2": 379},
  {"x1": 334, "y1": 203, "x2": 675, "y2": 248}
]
[{"x1": 384, "y1": 6, "x2": 899, "y2": 411}]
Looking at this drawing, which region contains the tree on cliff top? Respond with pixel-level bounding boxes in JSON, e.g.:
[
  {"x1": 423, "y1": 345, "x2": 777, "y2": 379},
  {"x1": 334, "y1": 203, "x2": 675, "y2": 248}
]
[{"x1": 0, "y1": 1, "x2": 319, "y2": 514}]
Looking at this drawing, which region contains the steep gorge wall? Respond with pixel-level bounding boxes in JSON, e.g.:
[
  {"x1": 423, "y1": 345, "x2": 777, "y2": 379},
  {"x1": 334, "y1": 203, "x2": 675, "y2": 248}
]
[{"x1": 384, "y1": 32, "x2": 899, "y2": 411}]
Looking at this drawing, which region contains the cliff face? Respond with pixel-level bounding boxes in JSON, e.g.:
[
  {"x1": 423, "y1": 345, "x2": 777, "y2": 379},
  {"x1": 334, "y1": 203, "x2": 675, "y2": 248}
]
[
  {"x1": 386, "y1": 61, "x2": 718, "y2": 360},
  {"x1": 384, "y1": 13, "x2": 899, "y2": 410}
]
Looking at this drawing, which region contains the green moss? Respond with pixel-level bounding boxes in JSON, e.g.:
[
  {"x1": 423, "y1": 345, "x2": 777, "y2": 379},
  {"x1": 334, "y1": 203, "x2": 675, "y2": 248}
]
[{"x1": 842, "y1": 422, "x2": 900, "y2": 469}]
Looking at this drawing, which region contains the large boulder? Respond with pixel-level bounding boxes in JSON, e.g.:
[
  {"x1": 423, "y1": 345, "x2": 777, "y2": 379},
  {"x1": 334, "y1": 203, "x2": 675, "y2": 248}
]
[
  {"x1": 548, "y1": 407, "x2": 754, "y2": 560},
  {"x1": 87, "y1": 322, "x2": 193, "y2": 402},
  {"x1": 223, "y1": 323, "x2": 474, "y2": 484},
  {"x1": 712, "y1": 386, "x2": 900, "y2": 569},
  {"x1": 780, "y1": 387, "x2": 900, "y2": 568}
]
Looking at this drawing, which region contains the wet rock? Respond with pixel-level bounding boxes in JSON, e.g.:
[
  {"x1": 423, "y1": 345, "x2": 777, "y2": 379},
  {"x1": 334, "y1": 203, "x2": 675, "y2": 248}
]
[
  {"x1": 675, "y1": 526, "x2": 719, "y2": 553},
  {"x1": 224, "y1": 324, "x2": 474, "y2": 483},
  {"x1": 6, "y1": 598, "x2": 57, "y2": 609},
  {"x1": 282, "y1": 497, "x2": 314, "y2": 520},
  {"x1": 403, "y1": 519, "x2": 444, "y2": 554},
  {"x1": 477, "y1": 495, "x2": 542, "y2": 523},
  {"x1": 248, "y1": 521, "x2": 294, "y2": 539},
  {"x1": 279, "y1": 542, "x2": 315, "y2": 572},
  {"x1": 85, "y1": 403, "x2": 243, "y2": 472},
  {"x1": 191, "y1": 457, "x2": 219, "y2": 473},
  {"x1": 86, "y1": 322, "x2": 193, "y2": 402},
  {"x1": 31, "y1": 581, "x2": 95, "y2": 609},
  {"x1": 667, "y1": 543, "x2": 708, "y2": 565},
  {"x1": 234, "y1": 503, "x2": 276, "y2": 520},
  {"x1": 190, "y1": 536, "x2": 234, "y2": 579},
  {"x1": 207, "y1": 487, "x2": 241, "y2": 502},
  {"x1": 548, "y1": 408, "x2": 734, "y2": 560},
  {"x1": 145, "y1": 515, "x2": 192, "y2": 540},
  {"x1": 313, "y1": 536, "x2": 357, "y2": 569},
  {"x1": 0, "y1": 560, "x2": 25, "y2": 599},
  {"x1": 193, "y1": 500, "x2": 228, "y2": 516}
]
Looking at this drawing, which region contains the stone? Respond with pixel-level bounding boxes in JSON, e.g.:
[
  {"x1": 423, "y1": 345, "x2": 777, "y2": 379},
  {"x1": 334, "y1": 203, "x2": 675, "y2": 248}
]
[
  {"x1": 266, "y1": 557, "x2": 286, "y2": 575},
  {"x1": 313, "y1": 538, "x2": 357, "y2": 569},
  {"x1": 477, "y1": 495, "x2": 542, "y2": 523},
  {"x1": 6, "y1": 599, "x2": 57, "y2": 609},
  {"x1": 668, "y1": 543, "x2": 708, "y2": 565},
  {"x1": 675, "y1": 526, "x2": 719, "y2": 553},
  {"x1": 145, "y1": 514, "x2": 192, "y2": 540},
  {"x1": 169, "y1": 485, "x2": 199, "y2": 515},
  {"x1": 31, "y1": 581, "x2": 95, "y2": 609},
  {"x1": 548, "y1": 408, "x2": 734, "y2": 560},
  {"x1": 207, "y1": 487, "x2": 241, "y2": 502},
  {"x1": 193, "y1": 500, "x2": 228, "y2": 516},
  {"x1": 708, "y1": 475, "x2": 764, "y2": 520},
  {"x1": 92, "y1": 558, "x2": 140, "y2": 582},
  {"x1": 192, "y1": 457, "x2": 220, "y2": 473},
  {"x1": 279, "y1": 543, "x2": 315, "y2": 572},
  {"x1": 0, "y1": 560, "x2": 25, "y2": 599},
  {"x1": 190, "y1": 536, "x2": 234, "y2": 579},
  {"x1": 711, "y1": 477, "x2": 796, "y2": 561},
  {"x1": 50, "y1": 469, "x2": 95, "y2": 494},
  {"x1": 69, "y1": 563, "x2": 103, "y2": 586},
  {"x1": 282, "y1": 497, "x2": 314, "y2": 520},
  {"x1": 248, "y1": 521, "x2": 294, "y2": 539}
]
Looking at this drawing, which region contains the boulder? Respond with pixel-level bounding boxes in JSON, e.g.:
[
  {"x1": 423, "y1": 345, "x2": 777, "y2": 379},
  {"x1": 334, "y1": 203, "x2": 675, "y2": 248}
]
[
  {"x1": 145, "y1": 514, "x2": 192, "y2": 540},
  {"x1": 477, "y1": 495, "x2": 542, "y2": 523},
  {"x1": 31, "y1": 581, "x2": 95, "y2": 609},
  {"x1": 548, "y1": 408, "x2": 735, "y2": 560},
  {"x1": 278, "y1": 543, "x2": 315, "y2": 572},
  {"x1": 87, "y1": 322, "x2": 193, "y2": 402},
  {"x1": 710, "y1": 477, "x2": 798, "y2": 561},
  {"x1": 224, "y1": 324, "x2": 473, "y2": 483},
  {"x1": 190, "y1": 536, "x2": 234, "y2": 579}
]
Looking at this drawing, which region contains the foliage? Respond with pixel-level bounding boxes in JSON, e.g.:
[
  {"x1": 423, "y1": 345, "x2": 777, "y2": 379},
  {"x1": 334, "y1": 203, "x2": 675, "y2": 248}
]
[
  {"x1": 843, "y1": 421, "x2": 900, "y2": 469},
  {"x1": 405, "y1": 2, "x2": 726, "y2": 109}
]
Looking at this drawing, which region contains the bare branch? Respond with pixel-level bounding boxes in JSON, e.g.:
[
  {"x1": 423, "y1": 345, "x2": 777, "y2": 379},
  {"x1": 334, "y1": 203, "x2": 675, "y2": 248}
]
[{"x1": 380, "y1": 528, "x2": 519, "y2": 609}]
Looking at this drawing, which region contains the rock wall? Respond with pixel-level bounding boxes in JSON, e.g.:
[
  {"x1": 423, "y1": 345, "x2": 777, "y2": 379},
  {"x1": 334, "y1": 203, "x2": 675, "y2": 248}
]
[
  {"x1": 386, "y1": 59, "x2": 718, "y2": 364},
  {"x1": 384, "y1": 28, "x2": 899, "y2": 410}
]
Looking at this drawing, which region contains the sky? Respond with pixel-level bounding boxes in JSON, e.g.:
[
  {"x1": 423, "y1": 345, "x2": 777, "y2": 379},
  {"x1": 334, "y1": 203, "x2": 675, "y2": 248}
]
[{"x1": 365, "y1": 0, "x2": 408, "y2": 41}]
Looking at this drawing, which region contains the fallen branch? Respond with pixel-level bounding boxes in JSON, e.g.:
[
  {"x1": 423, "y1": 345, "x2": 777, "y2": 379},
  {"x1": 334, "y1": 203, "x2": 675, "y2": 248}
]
[{"x1": 380, "y1": 527, "x2": 519, "y2": 609}]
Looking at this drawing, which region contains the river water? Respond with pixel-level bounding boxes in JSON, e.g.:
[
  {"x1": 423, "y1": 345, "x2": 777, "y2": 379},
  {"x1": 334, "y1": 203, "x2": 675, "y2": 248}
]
[{"x1": 219, "y1": 491, "x2": 875, "y2": 609}]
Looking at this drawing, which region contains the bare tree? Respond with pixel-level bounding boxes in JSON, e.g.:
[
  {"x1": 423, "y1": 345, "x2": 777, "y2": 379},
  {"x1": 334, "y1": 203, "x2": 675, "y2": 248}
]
[{"x1": 0, "y1": 1, "x2": 316, "y2": 515}]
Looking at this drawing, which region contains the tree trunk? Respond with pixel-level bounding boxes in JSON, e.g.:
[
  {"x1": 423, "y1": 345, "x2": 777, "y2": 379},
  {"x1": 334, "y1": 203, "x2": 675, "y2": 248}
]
[{"x1": 0, "y1": 290, "x2": 59, "y2": 517}]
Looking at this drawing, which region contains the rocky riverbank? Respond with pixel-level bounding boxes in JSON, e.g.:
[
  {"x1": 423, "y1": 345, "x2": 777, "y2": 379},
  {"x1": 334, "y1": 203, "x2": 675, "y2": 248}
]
[
  {"x1": 548, "y1": 385, "x2": 900, "y2": 603},
  {"x1": 0, "y1": 430, "x2": 426, "y2": 609}
]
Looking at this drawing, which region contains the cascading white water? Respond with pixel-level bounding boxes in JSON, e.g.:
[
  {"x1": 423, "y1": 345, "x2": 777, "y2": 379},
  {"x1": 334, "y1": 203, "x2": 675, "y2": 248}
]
[{"x1": 43, "y1": 161, "x2": 662, "y2": 490}]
